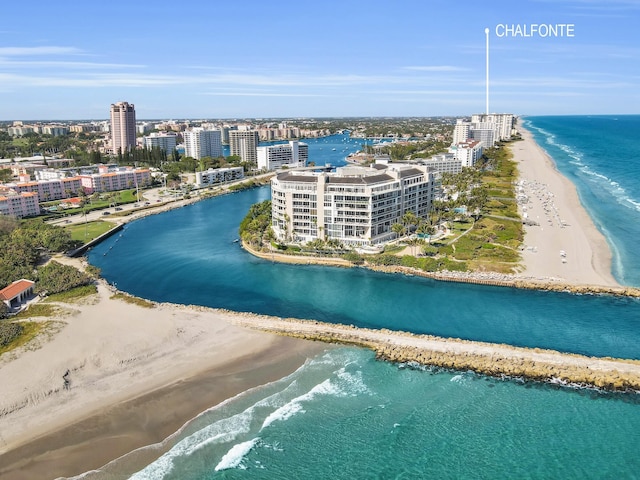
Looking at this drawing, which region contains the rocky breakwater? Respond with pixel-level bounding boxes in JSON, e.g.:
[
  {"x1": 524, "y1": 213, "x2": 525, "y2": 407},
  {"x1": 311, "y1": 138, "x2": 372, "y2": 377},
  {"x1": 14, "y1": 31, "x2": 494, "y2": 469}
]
[
  {"x1": 370, "y1": 266, "x2": 640, "y2": 298},
  {"x1": 223, "y1": 310, "x2": 640, "y2": 393}
]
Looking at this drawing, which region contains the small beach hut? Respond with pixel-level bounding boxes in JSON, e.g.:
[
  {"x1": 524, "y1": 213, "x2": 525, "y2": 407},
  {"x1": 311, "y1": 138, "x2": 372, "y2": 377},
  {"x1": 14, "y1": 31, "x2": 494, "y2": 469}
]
[{"x1": 0, "y1": 279, "x2": 36, "y2": 309}]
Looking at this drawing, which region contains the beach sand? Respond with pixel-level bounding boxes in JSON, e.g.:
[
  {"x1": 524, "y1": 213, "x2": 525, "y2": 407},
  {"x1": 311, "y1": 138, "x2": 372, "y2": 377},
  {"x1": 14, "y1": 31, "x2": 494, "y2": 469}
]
[
  {"x1": 513, "y1": 125, "x2": 618, "y2": 286},
  {"x1": 0, "y1": 272, "x2": 326, "y2": 480},
  {"x1": 0, "y1": 126, "x2": 625, "y2": 478}
]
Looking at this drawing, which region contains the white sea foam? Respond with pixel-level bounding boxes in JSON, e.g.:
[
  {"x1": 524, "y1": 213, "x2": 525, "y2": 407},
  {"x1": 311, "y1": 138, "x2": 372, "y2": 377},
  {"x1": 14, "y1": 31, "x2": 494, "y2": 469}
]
[
  {"x1": 130, "y1": 401, "x2": 258, "y2": 479},
  {"x1": 336, "y1": 368, "x2": 371, "y2": 396},
  {"x1": 450, "y1": 374, "x2": 464, "y2": 383},
  {"x1": 262, "y1": 401, "x2": 305, "y2": 429},
  {"x1": 214, "y1": 438, "x2": 260, "y2": 471}
]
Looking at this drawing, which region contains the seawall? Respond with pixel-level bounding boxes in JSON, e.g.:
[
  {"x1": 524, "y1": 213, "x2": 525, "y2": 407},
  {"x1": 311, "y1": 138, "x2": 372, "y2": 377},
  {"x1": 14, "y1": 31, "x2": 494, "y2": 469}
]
[{"x1": 242, "y1": 242, "x2": 640, "y2": 298}]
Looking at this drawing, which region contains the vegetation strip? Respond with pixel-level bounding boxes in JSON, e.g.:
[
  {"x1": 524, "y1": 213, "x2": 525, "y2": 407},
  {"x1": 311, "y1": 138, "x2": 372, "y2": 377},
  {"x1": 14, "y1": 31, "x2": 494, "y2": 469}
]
[{"x1": 242, "y1": 240, "x2": 640, "y2": 297}]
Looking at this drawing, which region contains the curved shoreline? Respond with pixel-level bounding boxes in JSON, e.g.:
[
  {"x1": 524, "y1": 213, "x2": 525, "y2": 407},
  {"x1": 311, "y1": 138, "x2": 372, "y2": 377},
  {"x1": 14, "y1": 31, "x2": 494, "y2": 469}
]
[{"x1": 242, "y1": 241, "x2": 640, "y2": 297}]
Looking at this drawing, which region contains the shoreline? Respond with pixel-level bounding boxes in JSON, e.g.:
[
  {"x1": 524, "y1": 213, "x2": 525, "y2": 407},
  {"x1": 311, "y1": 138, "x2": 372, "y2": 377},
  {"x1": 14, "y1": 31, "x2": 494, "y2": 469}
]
[
  {"x1": 514, "y1": 122, "x2": 619, "y2": 287},
  {"x1": 241, "y1": 121, "x2": 633, "y2": 295},
  {"x1": 0, "y1": 274, "x2": 327, "y2": 480},
  {"x1": 227, "y1": 310, "x2": 640, "y2": 392},
  {"x1": 242, "y1": 241, "x2": 640, "y2": 297},
  {"x1": 1, "y1": 124, "x2": 636, "y2": 477}
]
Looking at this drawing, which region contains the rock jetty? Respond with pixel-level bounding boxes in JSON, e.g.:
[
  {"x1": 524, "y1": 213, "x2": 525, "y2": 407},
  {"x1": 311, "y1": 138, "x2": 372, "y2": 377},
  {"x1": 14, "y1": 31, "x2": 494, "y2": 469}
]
[{"x1": 224, "y1": 310, "x2": 640, "y2": 393}]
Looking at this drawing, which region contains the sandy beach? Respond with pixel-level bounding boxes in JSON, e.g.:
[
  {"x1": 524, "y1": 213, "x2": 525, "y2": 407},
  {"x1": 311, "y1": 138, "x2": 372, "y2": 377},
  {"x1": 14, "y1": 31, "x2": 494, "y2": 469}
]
[
  {"x1": 0, "y1": 269, "x2": 326, "y2": 480},
  {"x1": 0, "y1": 124, "x2": 627, "y2": 479},
  {"x1": 513, "y1": 125, "x2": 618, "y2": 286}
]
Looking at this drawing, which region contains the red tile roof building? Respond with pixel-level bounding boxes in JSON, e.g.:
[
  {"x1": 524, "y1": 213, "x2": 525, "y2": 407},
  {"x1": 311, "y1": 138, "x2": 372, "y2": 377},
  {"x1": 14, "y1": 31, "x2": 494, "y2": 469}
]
[{"x1": 0, "y1": 279, "x2": 35, "y2": 308}]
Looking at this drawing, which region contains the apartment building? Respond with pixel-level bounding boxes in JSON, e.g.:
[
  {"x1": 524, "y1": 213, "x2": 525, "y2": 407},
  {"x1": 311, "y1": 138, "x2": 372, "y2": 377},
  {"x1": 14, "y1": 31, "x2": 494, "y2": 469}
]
[
  {"x1": 229, "y1": 130, "x2": 259, "y2": 165},
  {"x1": 110, "y1": 101, "x2": 137, "y2": 153},
  {"x1": 0, "y1": 190, "x2": 40, "y2": 218},
  {"x1": 450, "y1": 140, "x2": 484, "y2": 167},
  {"x1": 6, "y1": 177, "x2": 83, "y2": 201},
  {"x1": 79, "y1": 168, "x2": 152, "y2": 193},
  {"x1": 143, "y1": 132, "x2": 178, "y2": 154},
  {"x1": 257, "y1": 141, "x2": 308, "y2": 170},
  {"x1": 195, "y1": 166, "x2": 244, "y2": 187},
  {"x1": 183, "y1": 128, "x2": 222, "y2": 159},
  {"x1": 271, "y1": 162, "x2": 435, "y2": 246}
]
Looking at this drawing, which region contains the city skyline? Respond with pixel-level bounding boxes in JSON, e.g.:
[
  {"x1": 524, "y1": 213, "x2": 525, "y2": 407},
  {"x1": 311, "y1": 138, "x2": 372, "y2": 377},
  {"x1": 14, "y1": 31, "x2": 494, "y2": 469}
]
[{"x1": 1, "y1": 0, "x2": 639, "y2": 120}]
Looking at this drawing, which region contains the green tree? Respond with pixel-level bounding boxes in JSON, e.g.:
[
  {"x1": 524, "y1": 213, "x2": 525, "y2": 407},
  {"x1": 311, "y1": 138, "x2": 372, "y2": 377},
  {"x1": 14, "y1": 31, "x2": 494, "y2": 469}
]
[{"x1": 391, "y1": 222, "x2": 406, "y2": 239}]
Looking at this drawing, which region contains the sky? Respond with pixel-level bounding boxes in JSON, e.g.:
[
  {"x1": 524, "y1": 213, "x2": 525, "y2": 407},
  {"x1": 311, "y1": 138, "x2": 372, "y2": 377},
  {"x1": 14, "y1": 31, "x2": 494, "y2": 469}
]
[{"x1": 1, "y1": 0, "x2": 639, "y2": 120}]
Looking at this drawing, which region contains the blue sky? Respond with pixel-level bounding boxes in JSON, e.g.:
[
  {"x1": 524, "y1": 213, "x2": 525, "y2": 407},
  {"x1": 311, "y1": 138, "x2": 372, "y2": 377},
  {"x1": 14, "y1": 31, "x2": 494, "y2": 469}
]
[{"x1": 1, "y1": 0, "x2": 638, "y2": 120}]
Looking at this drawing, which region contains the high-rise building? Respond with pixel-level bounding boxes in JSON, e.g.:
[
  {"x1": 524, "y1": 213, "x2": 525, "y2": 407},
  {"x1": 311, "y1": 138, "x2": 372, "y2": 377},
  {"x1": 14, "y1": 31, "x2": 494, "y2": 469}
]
[
  {"x1": 110, "y1": 101, "x2": 136, "y2": 153},
  {"x1": 271, "y1": 162, "x2": 435, "y2": 246},
  {"x1": 143, "y1": 132, "x2": 178, "y2": 154},
  {"x1": 257, "y1": 141, "x2": 308, "y2": 170},
  {"x1": 452, "y1": 119, "x2": 471, "y2": 145},
  {"x1": 183, "y1": 128, "x2": 222, "y2": 160},
  {"x1": 229, "y1": 130, "x2": 259, "y2": 165}
]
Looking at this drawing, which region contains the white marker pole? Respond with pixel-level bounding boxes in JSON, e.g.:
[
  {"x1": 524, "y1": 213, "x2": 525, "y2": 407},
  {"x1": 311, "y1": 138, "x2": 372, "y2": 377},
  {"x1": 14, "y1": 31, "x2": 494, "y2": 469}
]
[{"x1": 485, "y1": 27, "x2": 490, "y2": 115}]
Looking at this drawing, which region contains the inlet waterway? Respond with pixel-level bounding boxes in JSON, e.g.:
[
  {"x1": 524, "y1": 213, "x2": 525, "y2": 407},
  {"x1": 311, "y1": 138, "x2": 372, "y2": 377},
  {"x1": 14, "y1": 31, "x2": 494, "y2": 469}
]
[{"x1": 88, "y1": 185, "x2": 640, "y2": 361}]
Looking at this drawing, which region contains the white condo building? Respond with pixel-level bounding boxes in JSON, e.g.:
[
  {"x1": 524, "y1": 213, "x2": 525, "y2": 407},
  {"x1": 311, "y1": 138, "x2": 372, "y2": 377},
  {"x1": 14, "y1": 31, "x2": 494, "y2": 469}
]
[
  {"x1": 470, "y1": 113, "x2": 515, "y2": 143},
  {"x1": 450, "y1": 140, "x2": 484, "y2": 167},
  {"x1": 195, "y1": 166, "x2": 244, "y2": 187},
  {"x1": 453, "y1": 119, "x2": 471, "y2": 144},
  {"x1": 183, "y1": 128, "x2": 222, "y2": 160},
  {"x1": 110, "y1": 101, "x2": 137, "y2": 153},
  {"x1": 257, "y1": 141, "x2": 308, "y2": 170},
  {"x1": 143, "y1": 132, "x2": 178, "y2": 154},
  {"x1": 229, "y1": 130, "x2": 259, "y2": 165},
  {"x1": 419, "y1": 154, "x2": 463, "y2": 175},
  {"x1": 271, "y1": 162, "x2": 436, "y2": 246}
]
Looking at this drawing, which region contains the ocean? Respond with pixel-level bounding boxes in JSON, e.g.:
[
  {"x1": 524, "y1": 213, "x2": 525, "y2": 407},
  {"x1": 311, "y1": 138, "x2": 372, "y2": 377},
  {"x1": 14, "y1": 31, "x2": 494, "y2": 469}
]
[
  {"x1": 84, "y1": 121, "x2": 640, "y2": 479},
  {"x1": 523, "y1": 116, "x2": 640, "y2": 286}
]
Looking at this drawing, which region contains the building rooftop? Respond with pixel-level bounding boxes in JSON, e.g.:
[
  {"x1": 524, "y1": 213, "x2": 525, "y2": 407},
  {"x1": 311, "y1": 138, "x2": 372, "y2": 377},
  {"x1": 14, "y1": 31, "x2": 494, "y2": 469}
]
[{"x1": 0, "y1": 279, "x2": 35, "y2": 301}]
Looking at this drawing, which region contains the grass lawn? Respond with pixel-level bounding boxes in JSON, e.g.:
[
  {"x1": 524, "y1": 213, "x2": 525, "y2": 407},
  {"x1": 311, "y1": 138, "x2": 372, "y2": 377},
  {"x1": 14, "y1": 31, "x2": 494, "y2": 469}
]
[{"x1": 66, "y1": 220, "x2": 115, "y2": 243}]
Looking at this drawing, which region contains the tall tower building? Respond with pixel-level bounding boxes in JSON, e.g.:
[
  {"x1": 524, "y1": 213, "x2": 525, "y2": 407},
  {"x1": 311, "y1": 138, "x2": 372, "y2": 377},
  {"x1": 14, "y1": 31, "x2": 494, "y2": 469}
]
[
  {"x1": 452, "y1": 119, "x2": 471, "y2": 145},
  {"x1": 229, "y1": 130, "x2": 259, "y2": 165},
  {"x1": 110, "y1": 101, "x2": 136, "y2": 153},
  {"x1": 183, "y1": 128, "x2": 222, "y2": 160}
]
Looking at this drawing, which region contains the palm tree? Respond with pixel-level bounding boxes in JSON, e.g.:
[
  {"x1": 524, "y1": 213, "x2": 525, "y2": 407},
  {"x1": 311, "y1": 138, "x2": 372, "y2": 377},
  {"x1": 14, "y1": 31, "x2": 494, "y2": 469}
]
[
  {"x1": 391, "y1": 222, "x2": 406, "y2": 240},
  {"x1": 402, "y1": 211, "x2": 418, "y2": 232}
]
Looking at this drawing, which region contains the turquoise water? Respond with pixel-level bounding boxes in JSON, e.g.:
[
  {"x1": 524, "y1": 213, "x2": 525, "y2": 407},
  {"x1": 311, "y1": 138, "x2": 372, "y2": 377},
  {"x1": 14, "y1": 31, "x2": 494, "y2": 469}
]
[
  {"x1": 524, "y1": 115, "x2": 640, "y2": 286},
  {"x1": 88, "y1": 187, "x2": 640, "y2": 360},
  {"x1": 120, "y1": 349, "x2": 640, "y2": 480},
  {"x1": 84, "y1": 120, "x2": 640, "y2": 478}
]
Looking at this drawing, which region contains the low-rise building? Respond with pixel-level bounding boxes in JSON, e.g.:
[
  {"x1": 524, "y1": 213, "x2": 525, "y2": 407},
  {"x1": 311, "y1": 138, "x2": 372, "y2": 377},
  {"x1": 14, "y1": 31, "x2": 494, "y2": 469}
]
[
  {"x1": 195, "y1": 166, "x2": 244, "y2": 187},
  {"x1": 5, "y1": 177, "x2": 83, "y2": 202},
  {"x1": 271, "y1": 162, "x2": 435, "y2": 246},
  {"x1": 79, "y1": 168, "x2": 152, "y2": 194},
  {"x1": 0, "y1": 190, "x2": 40, "y2": 218},
  {"x1": 0, "y1": 279, "x2": 36, "y2": 309}
]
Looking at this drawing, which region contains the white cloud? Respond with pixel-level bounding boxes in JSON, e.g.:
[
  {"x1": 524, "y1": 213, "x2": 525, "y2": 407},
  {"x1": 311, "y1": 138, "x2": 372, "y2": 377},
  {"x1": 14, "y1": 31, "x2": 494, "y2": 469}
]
[
  {"x1": 0, "y1": 46, "x2": 82, "y2": 56},
  {"x1": 403, "y1": 66, "x2": 469, "y2": 72},
  {"x1": 0, "y1": 60, "x2": 144, "y2": 69}
]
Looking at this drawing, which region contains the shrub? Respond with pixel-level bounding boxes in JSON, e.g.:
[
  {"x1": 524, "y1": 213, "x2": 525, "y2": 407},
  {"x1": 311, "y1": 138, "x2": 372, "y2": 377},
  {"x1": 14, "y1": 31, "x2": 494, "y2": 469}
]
[
  {"x1": 36, "y1": 261, "x2": 93, "y2": 295},
  {"x1": 342, "y1": 252, "x2": 364, "y2": 265},
  {"x1": 0, "y1": 321, "x2": 23, "y2": 347}
]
